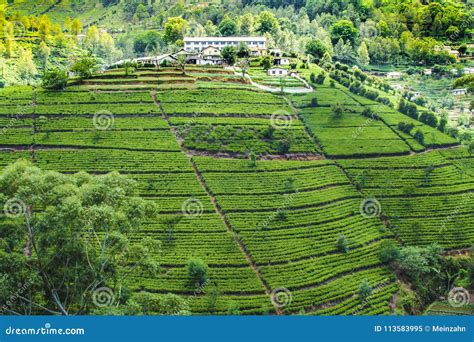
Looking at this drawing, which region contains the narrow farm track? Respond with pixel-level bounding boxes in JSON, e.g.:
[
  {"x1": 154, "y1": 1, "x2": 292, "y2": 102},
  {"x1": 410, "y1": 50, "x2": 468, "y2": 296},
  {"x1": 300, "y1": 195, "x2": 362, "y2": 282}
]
[
  {"x1": 150, "y1": 90, "x2": 279, "y2": 314},
  {"x1": 283, "y1": 95, "x2": 326, "y2": 155},
  {"x1": 184, "y1": 149, "x2": 324, "y2": 161}
]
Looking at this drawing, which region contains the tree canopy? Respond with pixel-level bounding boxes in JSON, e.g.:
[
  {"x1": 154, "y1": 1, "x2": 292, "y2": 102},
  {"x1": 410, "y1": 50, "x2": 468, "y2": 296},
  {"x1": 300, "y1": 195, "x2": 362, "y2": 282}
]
[{"x1": 0, "y1": 160, "x2": 160, "y2": 315}]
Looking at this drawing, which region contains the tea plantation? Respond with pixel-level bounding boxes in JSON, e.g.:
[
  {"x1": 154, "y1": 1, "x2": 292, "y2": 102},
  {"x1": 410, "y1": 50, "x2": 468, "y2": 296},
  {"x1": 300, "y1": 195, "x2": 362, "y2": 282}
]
[{"x1": 0, "y1": 66, "x2": 471, "y2": 315}]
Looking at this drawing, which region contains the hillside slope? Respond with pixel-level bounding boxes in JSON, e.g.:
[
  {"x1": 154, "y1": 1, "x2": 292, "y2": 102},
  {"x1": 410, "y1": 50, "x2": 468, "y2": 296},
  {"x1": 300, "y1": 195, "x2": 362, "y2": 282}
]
[{"x1": 0, "y1": 65, "x2": 471, "y2": 315}]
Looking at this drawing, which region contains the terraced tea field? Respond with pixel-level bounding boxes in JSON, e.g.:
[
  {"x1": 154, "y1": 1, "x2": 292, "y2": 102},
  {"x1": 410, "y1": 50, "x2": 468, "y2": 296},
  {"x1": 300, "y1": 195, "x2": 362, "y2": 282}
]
[
  {"x1": 287, "y1": 84, "x2": 458, "y2": 158},
  {"x1": 339, "y1": 149, "x2": 474, "y2": 247},
  {"x1": 157, "y1": 88, "x2": 318, "y2": 156},
  {"x1": 0, "y1": 66, "x2": 471, "y2": 315}
]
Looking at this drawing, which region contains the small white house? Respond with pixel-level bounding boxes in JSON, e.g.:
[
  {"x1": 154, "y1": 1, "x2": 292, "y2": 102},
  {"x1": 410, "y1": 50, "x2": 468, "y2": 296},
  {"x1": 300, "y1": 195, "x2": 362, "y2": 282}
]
[
  {"x1": 451, "y1": 88, "x2": 468, "y2": 96},
  {"x1": 267, "y1": 68, "x2": 288, "y2": 77},
  {"x1": 448, "y1": 49, "x2": 460, "y2": 58},
  {"x1": 387, "y1": 71, "x2": 402, "y2": 79},
  {"x1": 392, "y1": 84, "x2": 404, "y2": 91},
  {"x1": 464, "y1": 68, "x2": 474, "y2": 75},
  {"x1": 274, "y1": 57, "x2": 290, "y2": 66},
  {"x1": 201, "y1": 46, "x2": 221, "y2": 57},
  {"x1": 423, "y1": 68, "x2": 432, "y2": 76}
]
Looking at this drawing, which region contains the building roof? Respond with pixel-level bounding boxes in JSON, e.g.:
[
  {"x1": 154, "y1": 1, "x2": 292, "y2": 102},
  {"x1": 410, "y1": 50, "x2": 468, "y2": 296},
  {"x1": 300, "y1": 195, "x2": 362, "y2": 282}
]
[
  {"x1": 202, "y1": 46, "x2": 220, "y2": 51},
  {"x1": 268, "y1": 67, "x2": 287, "y2": 71},
  {"x1": 184, "y1": 36, "x2": 266, "y2": 42},
  {"x1": 134, "y1": 54, "x2": 173, "y2": 62}
]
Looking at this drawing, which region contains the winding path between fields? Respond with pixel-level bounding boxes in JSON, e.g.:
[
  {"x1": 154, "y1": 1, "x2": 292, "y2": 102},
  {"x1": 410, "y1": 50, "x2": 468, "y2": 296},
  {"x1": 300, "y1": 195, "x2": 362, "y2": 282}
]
[{"x1": 232, "y1": 67, "x2": 314, "y2": 93}]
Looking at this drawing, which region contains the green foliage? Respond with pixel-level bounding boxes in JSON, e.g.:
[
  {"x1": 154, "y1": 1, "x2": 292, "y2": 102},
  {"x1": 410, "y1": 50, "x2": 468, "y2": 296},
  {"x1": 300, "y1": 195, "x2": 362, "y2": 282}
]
[
  {"x1": 218, "y1": 16, "x2": 237, "y2": 36},
  {"x1": 379, "y1": 241, "x2": 400, "y2": 264},
  {"x1": 249, "y1": 151, "x2": 257, "y2": 167},
  {"x1": 331, "y1": 20, "x2": 358, "y2": 46},
  {"x1": 276, "y1": 136, "x2": 292, "y2": 154},
  {"x1": 468, "y1": 142, "x2": 474, "y2": 156},
  {"x1": 331, "y1": 102, "x2": 344, "y2": 119},
  {"x1": 256, "y1": 11, "x2": 279, "y2": 34},
  {"x1": 237, "y1": 43, "x2": 250, "y2": 58},
  {"x1": 437, "y1": 117, "x2": 447, "y2": 133},
  {"x1": 0, "y1": 160, "x2": 159, "y2": 315},
  {"x1": 227, "y1": 302, "x2": 241, "y2": 315},
  {"x1": 336, "y1": 235, "x2": 349, "y2": 253},
  {"x1": 187, "y1": 258, "x2": 209, "y2": 287},
  {"x1": 397, "y1": 286, "x2": 420, "y2": 315},
  {"x1": 357, "y1": 41, "x2": 370, "y2": 67},
  {"x1": 71, "y1": 56, "x2": 98, "y2": 79},
  {"x1": 453, "y1": 74, "x2": 474, "y2": 92},
  {"x1": 414, "y1": 130, "x2": 424, "y2": 145},
  {"x1": 306, "y1": 40, "x2": 327, "y2": 60},
  {"x1": 261, "y1": 55, "x2": 272, "y2": 71},
  {"x1": 130, "y1": 292, "x2": 190, "y2": 315},
  {"x1": 163, "y1": 17, "x2": 187, "y2": 44},
  {"x1": 41, "y1": 68, "x2": 68, "y2": 90},
  {"x1": 396, "y1": 244, "x2": 443, "y2": 278},
  {"x1": 221, "y1": 46, "x2": 237, "y2": 65},
  {"x1": 206, "y1": 284, "x2": 220, "y2": 313},
  {"x1": 419, "y1": 112, "x2": 438, "y2": 128},
  {"x1": 398, "y1": 122, "x2": 415, "y2": 134},
  {"x1": 134, "y1": 31, "x2": 163, "y2": 55},
  {"x1": 358, "y1": 279, "x2": 372, "y2": 301},
  {"x1": 398, "y1": 100, "x2": 418, "y2": 120}
]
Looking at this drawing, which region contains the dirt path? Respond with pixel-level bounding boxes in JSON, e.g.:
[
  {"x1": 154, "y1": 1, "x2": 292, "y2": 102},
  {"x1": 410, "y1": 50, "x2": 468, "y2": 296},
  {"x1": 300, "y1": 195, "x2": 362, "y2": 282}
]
[{"x1": 232, "y1": 68, "x2": 314, "y2": 94}]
